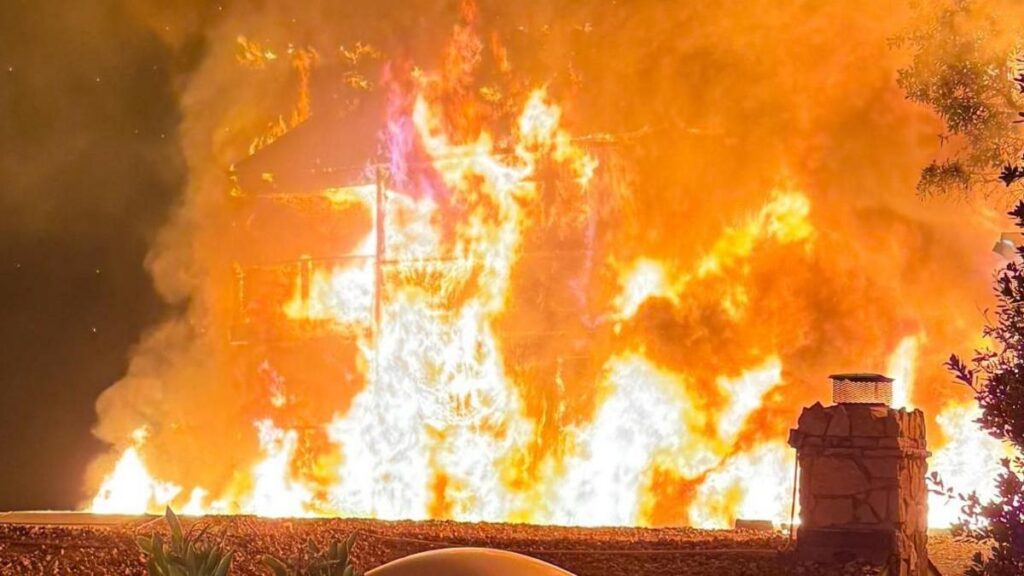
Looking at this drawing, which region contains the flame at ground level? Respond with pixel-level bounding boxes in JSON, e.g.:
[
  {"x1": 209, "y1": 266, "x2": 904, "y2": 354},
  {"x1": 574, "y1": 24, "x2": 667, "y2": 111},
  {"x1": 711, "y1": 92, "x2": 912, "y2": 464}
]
[
  {"x1": 928, "y1": 403, "x2": 1016, "y2": 528},
  {"x1": 88, "y1": 62, "x2": 1012, "y2": 528},
  {"x1": 92, "y1": 400, "x2": 1012, "y2": 529}
]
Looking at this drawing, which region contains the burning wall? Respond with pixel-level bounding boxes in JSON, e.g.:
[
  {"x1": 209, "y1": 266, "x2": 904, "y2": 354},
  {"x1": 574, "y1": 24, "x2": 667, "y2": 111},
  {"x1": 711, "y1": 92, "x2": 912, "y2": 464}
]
[{"x1": 88, "y1": 0, "x2": 1019, "y2": 527}]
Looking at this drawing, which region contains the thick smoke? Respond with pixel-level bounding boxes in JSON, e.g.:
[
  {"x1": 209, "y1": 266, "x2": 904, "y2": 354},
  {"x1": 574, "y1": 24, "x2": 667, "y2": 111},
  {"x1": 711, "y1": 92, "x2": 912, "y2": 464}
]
[{"x1": 90, "y1": 0, "x2": 1018, "y2": 521}]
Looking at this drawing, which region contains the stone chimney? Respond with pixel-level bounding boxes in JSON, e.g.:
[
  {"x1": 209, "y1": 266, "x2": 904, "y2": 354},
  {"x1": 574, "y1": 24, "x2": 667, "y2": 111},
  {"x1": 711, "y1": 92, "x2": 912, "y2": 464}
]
[{"x1": 788, "y1": 374, "x2": 930, "y2": 576}]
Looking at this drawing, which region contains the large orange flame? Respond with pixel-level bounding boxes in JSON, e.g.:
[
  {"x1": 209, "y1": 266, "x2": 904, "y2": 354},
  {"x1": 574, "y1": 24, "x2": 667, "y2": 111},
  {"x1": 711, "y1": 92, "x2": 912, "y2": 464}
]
[
  {"x1": 92, "y1": 87, "x2": 807, "y2": 525},
  {"x1": 88, "y1": 10, "x2": 1014, "y2": 529}
]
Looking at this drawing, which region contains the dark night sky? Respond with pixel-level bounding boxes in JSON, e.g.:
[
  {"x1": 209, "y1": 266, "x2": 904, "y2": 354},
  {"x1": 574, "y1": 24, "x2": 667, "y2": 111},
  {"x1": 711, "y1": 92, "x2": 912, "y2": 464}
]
[{"x1": 0, "y1": 1, "x2": 184, "y2": 509}]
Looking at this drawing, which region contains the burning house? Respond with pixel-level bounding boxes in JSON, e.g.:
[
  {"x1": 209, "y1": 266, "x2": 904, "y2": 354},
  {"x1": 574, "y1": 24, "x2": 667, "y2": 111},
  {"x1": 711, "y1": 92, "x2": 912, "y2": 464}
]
[
  {"x1": 12, "y1": 0, "x2": 1024, "y2": 573},
  {"x1": 90, "y1": 50, "x2": 656, "y2": 521},
  {"x1": 85, "y1": 2, "x2": 1015, "y2": 538},
  {"x1": 227, "y1": 64, "x2": 622, "y2": 450}
]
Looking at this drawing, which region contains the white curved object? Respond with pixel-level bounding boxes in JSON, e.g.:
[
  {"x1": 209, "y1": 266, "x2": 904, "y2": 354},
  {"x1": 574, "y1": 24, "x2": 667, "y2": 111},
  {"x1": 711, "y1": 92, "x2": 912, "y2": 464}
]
[{"x1": 365, "y1": 547, "x2": 577, "y2": 576}]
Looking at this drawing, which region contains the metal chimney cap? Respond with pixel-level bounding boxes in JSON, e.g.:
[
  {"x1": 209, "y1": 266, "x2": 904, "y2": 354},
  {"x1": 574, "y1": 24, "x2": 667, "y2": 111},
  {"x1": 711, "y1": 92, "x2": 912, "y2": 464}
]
[
  {"x1": 830, "y1": 373, "x2": 893, "y2": 405},
  {"x1": 828, "y1": 373, "x2": 893, "y2": 383}
]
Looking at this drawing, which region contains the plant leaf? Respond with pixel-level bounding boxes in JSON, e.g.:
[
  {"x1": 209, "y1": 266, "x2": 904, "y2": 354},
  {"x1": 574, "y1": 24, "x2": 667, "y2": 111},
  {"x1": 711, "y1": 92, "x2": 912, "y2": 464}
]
[
  {"x1": 213, "y1": 551, "x2": 233, "y2": 576},
  {"x1": 166, "y1": 507, "x2": 184, "y2": 550}
]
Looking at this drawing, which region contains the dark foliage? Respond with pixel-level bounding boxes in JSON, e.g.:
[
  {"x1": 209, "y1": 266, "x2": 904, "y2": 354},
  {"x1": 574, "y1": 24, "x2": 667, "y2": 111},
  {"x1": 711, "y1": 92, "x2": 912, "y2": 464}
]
[
  {"x1": 893, "y1": 0, "x2": 1024, "y2": 195},
  {"x1": 942, "y1": 202, "x2": 1024, "y2": 575},
  {"x1": 262, "y1": 534, "x2": 359, "y2": 576},
  {"x1": 137, "y1": 507, "x2": 233, "y2": 576},
  {"x1": 1001, "y1": 68, "x2": 1024, "y2": 188},
  {"x1": 999, "y1": 164, "x2": 1024, "y2": 187},
  {"x1": 930, "y1": 459, "x2": 1024, "y2": 576}
]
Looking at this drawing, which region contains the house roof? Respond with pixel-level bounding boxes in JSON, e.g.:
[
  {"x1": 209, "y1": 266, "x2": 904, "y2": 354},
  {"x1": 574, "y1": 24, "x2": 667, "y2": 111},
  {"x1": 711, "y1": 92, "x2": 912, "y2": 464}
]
[{"x1": 233, "y1": 75, "x2": 388, "y2": 196}]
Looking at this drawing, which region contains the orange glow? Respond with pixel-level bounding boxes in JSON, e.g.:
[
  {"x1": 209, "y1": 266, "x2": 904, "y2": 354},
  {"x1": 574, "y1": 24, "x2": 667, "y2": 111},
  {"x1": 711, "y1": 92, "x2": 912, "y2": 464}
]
[
  {"x1": 87, "y1": 11, "x2": 1013, "y2": 531},
  {"x1": 887, "y1": 334, "x2": 923, "y2": 410},
  {"x1": 90, "y1": 429, "x2": 181, "y2": 515},
  {"x1": 614, "y1": 259, "x2": 679, "y2": 319},
  {"x1": 929, "y1": 402, "x2": 1015, "y2": 527}
]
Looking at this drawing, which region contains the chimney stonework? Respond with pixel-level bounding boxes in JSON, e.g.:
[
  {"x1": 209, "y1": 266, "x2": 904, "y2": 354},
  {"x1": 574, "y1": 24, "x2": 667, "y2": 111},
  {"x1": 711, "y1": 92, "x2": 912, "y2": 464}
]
[{"x1": 788, "y1": 402, "x2": 930, "y2": 576}]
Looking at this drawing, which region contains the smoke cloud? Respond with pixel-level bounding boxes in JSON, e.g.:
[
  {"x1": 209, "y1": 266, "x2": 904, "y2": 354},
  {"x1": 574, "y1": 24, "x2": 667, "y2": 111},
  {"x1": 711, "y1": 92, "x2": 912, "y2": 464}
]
[{"x1": 89, "y1": 0, "x2": 1020, "y2": 523}]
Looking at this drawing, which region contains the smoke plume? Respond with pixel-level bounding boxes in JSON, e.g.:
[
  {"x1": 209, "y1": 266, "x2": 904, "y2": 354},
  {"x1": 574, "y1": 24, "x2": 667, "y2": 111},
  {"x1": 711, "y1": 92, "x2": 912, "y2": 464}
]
[{"x1": 89, "y1": 0, "x2": 1020, "y2": 525}]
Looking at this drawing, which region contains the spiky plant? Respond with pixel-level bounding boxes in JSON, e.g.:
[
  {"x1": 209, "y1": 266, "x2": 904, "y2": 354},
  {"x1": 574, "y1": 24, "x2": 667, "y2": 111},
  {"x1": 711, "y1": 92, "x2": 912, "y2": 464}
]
[
  {"x1": 262, "y1": 534, "x2": 359, "y2": 576},
  {"x1": 137, "y1": 507, "x2": 233, "y2": 576}
]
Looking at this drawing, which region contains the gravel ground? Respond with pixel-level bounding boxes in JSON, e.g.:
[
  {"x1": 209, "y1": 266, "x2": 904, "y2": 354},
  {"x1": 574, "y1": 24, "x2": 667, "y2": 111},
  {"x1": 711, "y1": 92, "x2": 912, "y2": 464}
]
[
  {"x1": 0, "y1": 516, "x2": 985, "y2": 575},
  {"x1": 925, "y1": 530, "x2": 986, "y2": 576}
]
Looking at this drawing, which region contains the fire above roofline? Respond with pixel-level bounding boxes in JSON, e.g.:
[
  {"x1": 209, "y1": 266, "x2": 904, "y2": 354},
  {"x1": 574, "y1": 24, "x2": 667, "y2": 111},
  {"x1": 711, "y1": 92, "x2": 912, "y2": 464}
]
[{"x1": 231, "y1": 77, "x2": 637, "y2": 198}]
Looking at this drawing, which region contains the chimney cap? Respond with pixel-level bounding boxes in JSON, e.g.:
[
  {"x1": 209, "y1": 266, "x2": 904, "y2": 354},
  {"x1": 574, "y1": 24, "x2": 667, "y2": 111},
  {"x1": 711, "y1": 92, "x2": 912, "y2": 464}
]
[
  {"x1": 829, "y1": 373, "x2": 893, "y2": 383},
  {"x1": 831, "y1": 373, "x2": 893, "y2": 405}
]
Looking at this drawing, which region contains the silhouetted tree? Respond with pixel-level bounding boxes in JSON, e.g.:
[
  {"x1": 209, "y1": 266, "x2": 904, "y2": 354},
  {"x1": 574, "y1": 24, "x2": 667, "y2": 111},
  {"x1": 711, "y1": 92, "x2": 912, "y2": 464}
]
[
  {"x1": 892, "y1": 0, "x2": 1024, "y2": 196},
  {"x1": 944, "y1": 203, "x2": 1024, "y2": 574}
]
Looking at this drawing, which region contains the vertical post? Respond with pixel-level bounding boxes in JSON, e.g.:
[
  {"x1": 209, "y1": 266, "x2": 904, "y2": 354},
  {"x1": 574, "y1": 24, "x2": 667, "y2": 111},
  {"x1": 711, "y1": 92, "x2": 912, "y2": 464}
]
[
  {"x1": 300, "y1": 255, "x2": 312, "y2": 303},
  {"x1": 374, "y1": 167, "x2": 385, "y2": 384},
  {"x1": 789, "y1": 449, "x2": 799, "y2": 541}
]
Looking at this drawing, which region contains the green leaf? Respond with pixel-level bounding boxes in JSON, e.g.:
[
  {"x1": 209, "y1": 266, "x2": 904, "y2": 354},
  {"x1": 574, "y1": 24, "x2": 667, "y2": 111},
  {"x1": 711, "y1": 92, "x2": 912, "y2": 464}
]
[
  {"x1": 152, "y1": 534, "x2": 166, "y2": 565},
  {"x1": 261, "y1": 555, "x2": 290, "y2": 576},
  {"x1": 192, "y1": 522, "x2": 213, "y2": 544},
  {"x1": 200, "y1": 548, "x2": 221, "y2": 574},
  {"x1": 213, "y1": 551, "x2": 233, "y2": 576},
  {"x1": 137, "y1": 535, "x2": 155, "y2": 555},
  {"x1": 166, "y1": 507, "x2": 184, "y2": 550},
  {"x1": 186, "y1": 543, "x2": 198, "y2": 571}
]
